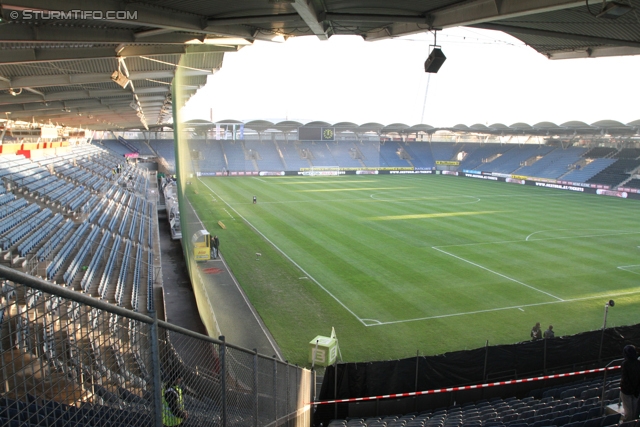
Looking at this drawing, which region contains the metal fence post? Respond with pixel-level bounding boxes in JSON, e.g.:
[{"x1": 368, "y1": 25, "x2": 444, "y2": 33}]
[
  {"x1": 220, "y1": 335, "x2": 227, "y2": 427},
  {"x1": 149, "y1": 310, "x2": 163, "y2": 427},
  {"x1": 483, "y1": 340, "x2": 489, "y2": 381},
  {"x1": 310, "y1": 367, "x2": 315, "y2": 427},
  {"x1": 286, "y1": 362, "x2": 290, "y2": 422},
  {"x1": 273, "y1": 356, "x2": 278, "y2": 425},
  {"x1": 543, "y1": 336, "x2": 548, "y2": 375},
  {"x1": 253, "y1": 349, "x2": 259, "y2": 427}
]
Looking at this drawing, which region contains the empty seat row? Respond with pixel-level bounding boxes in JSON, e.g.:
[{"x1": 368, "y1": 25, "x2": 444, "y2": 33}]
[
  {"x1": 115, "y1": 240, "x2": 133, "y2": 306},
  {"x1": 35, "y1": 219, "x2": 74, "y2": 261},
  {"x1": 0, "y1": 207, "x2": 51, "y2": 250},
  {"x1": 98, "y1": 235, "x2": 122, "y2": 299},
  {"x1": 63, "y1": 225, "x2": 101, "y2": 285},
  {"x1": 131, "y1": 245, "x2": 144, "y2": 311},
  {"x1": 0, "y1": 202, "x2": 38, "y2": 235},
  {"x1": 17, "y1": 213, "x2": 64, "y2": 257},
  {"x1": 46, "y1": 221, "x2": 90, "y2": 279},
  {"x1": 81, "y1": 232, "x2": 112, "y2": 293}
]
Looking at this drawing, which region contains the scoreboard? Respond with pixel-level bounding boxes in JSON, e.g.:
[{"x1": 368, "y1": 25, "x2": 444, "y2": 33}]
[{"x1": 298, "y1": 127, "x2": 335, "y2": 141}]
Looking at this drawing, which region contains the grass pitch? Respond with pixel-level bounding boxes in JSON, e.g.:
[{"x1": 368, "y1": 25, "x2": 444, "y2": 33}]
[{"x1": 186, "y1": 174, "x2": 640, "y2": 366}]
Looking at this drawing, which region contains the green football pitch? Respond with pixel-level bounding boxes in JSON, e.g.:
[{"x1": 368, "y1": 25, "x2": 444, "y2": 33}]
[{"x1": 186, "y1": 174, "x2": 640, "y2": 366}]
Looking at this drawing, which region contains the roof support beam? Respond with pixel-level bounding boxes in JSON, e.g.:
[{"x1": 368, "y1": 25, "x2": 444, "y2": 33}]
[
  {"x1": 322, "y1": 13, "x2": 426, "y2": 24},
  {"x1": 2, "y1": 0, "x2": 257, "y2": 39},
  {"x1": 0, "y1": 69, "x2": 211, "y2": 90},
  {"x1": 0, "y1": 87, "x2": 169, "y2": 105},
  {"x1": 363, "y1": 0, "x2": 585, "y2": 40},
  {"x1": 544, "y1": 46, "x2": 640, "y2": 59},
  {"x1": 291, "y1": 0, "x2": 328, "y2": 40},
  {"x1": 208, "y1": 13, "x2": 301, "y2": 26},
  {"x1": 0, "y1": 44, "x2": 236, "y2": 65},
  {"x1": 426, "y1": 0, "x2": 585, "y2": 28},
  {"x1": 472, "y1": 22, "x2": 640, "y2": 49}
]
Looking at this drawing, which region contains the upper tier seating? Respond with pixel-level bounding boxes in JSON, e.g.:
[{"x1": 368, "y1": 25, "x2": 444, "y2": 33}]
[
  {"x1": 379, "y1": 142, "x2": 412, "y2": 168},
  {"x1": 515, "y1": 147, "x2": 587, "y2": 179},
  {"x1": 482, "y1": 145, "x2": 555, "y2": 174},
  {"x1": 622, "y1": 178, "x2": 640, "y2": 189},
  {"x1": 0, "y1": 145, "x2": 156, "y2": 315},
  {"x1": 586, "y1": 158, "x2": 640, "y2": 187},
  {"x1": 244, "y1": 139, "x2": 286, "y2": 171},
  {"x1": 584, "y1": 147, "x2": 617, "y2": 158},
  {"x1": 404, "y1": 142, "x2": 435, "y2": 169},
  {"x1": 561, "y1": 159, "x2": 616, "y2": 183},
  {"x1": 327, "y1": 141, "x2": 365, "y2": 168},
  {"x1": 459, "y1": 144, "x2": 512, "y2": 171}
]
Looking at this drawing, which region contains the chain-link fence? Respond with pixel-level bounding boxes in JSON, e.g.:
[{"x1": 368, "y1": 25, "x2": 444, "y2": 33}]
[{"x1": 1, "y1": 266, "x2": 313, "y2": 427}]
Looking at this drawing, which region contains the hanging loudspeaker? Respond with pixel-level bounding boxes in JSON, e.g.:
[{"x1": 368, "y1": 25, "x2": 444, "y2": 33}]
[{"x1": 424, "y1": 48, "x2": 446, "y2": 73}]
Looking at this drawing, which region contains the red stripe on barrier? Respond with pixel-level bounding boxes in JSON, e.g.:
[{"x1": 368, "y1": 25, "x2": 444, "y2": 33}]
[{"x1": 310, "y1": 365, "x2": 619, "y2": 405}]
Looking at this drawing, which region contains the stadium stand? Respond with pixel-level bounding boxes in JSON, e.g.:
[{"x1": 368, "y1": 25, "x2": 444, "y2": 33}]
[
  {"x1": 245, "y1": 139, "x2": 286, "y2": 171},
  {"x1": 323, "y1": 375, "x2": 622, "y2": 427},
  {"x1": 482, "y1": 145, "x2": 555, "y2": 174},
  {"x1": 0, "y1": 140, "x2": 312, "y2": 427},
  {"x1": 327, "y1": 141, "x2": 365, "y2": 168},
  {"x1": 403, "y1": 142, "x2": 435, "y2": 169},
  {"x1": 358, "y1": 141, "x2": 386, "y2": 168},
  {"x1": 515, "y1": 147, "x2": 588, "y2": 179},
  {"x1": 586, "y1": 158, "x2": 640, "y2": 188},
  {"x1": 560, "y1": 159, "x2": 616, "y2": 183},
  {"x1": 459, "y1": 144, "x2": 512, "y2": 171},
  {"x1": 379, "y1": 142, "x2": 412, "y2": 168},
  {"x1": 278, "y1": 141, "x2": 313, "y2": 170},
  {"x1": 622, "y1": 178, "x2": 640, "y2": 189}
]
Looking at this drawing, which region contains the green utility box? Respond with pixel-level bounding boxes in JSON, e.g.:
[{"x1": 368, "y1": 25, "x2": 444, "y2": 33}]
[{"x1": 308, "y1": 335, "x2": 338, "y2": 366}]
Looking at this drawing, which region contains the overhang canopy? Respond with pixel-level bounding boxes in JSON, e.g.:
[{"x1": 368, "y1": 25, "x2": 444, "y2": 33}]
[{"x1": 1, "y1": 0, "x2": 639, "y2": 131}]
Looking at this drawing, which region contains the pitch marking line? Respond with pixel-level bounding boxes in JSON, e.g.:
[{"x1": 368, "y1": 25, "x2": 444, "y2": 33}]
[
  {"x1": 197, "y1": 177, "x2": 367, "y2": 326},
  {"x1": 366, "y1": 290, "x2": 640, "y2": 327},
  {"x1": 431, "y1": 246, "x2": 564, "y2": 302},
  {"x1": 440, "y1": 230, "x2": 640, "y2": 249},
  {"x1": 186, "y1": 199, "x2": 283, "y2": 359},
  {"x1": 618, "y1": 265, "x2": 640, "y2": 276},
  {"x1": 195, "y1": 178, "x2": 639, "y2": 327},
  {"x1": 525, "y1": 229, "x2": 639, "y2": 242}
]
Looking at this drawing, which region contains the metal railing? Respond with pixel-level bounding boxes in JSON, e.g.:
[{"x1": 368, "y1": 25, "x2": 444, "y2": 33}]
[{"x1": 0, "y1": 265, "x2": 313, "y2": 427}]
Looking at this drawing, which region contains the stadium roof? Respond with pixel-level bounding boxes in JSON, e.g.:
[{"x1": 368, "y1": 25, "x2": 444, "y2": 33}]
[
  {"x1": 0, "y1": 0, "x2": 639, "y2": 131},
  {"x1": 198, "y1": 118, "x2": 640, "y2": 137}
]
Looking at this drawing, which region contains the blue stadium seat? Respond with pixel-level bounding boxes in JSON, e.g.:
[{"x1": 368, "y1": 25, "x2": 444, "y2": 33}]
[
  {"x1": 582, "y1": 416, "x2": 605, "y2": 427},
  {"x1": 600, "y1": 413, "x2": 620, "y2": 427}
]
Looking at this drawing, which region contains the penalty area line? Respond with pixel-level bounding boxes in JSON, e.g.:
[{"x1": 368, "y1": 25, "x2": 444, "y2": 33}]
[
  {"x1": 197, "y1": 177, "x2": 367, "y2": 326},
  {"x1": 432, "y1": 246, "x2": 564, "y2": 302},
  {"x1": 367, "y1": 289, "x2": 640, "y2": 327}
]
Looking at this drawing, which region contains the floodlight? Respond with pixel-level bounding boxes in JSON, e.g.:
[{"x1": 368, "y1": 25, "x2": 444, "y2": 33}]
[{"x1": 111, "y1": 70, "x2": 130, "y2": 89}]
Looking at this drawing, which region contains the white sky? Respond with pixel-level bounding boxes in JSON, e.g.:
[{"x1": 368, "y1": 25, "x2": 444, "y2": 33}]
[{"x1": 182, "y1": 27, "x2": 640, "y2": 128}]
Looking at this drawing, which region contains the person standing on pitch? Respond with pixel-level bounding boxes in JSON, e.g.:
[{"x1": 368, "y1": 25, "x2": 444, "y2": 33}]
[
  {"x1": 253, "y1": 195, "x2": 257, "y2": 204},
  {"x1": 543, "y1": 325, "x2": 555, "y2": 339},
  {"x1": 620, "y1": 345, "x2": 640, "y2": 421},
  {"x1": 212, "y1": 235, "x2": 220, "y2": 259}
]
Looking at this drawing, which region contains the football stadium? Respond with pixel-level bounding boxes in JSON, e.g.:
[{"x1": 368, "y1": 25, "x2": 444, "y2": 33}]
[{"x1": 1, "y1": 2, "x2": 640, "y2": 427}]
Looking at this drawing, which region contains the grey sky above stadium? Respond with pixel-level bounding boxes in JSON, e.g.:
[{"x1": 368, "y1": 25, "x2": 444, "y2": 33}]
[{"x1": 183, "y1": 28, "x2": 640, "y2": 128}]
